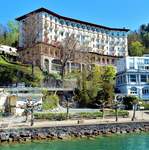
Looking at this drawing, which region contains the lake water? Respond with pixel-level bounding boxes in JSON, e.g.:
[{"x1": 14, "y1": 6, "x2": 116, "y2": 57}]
[{"x1": 0, "y1": 133, "x2": 149, "y2": 150}]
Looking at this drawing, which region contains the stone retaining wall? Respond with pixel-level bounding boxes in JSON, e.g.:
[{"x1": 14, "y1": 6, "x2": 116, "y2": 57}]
[{"x1": 0, "y1": 122, "x2": 149, "y2": 143}]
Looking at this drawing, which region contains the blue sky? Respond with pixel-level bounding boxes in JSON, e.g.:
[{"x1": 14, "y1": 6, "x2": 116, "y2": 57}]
[{"x1": 0, "y1": 0, "x2": 149, "y2": 30}]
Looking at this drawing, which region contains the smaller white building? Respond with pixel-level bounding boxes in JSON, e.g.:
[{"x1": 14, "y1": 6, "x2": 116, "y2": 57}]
[
  {"x1": 116, "y1": 56, "x2": 149, "y2": 101},
  {"x1": 0, "y1": 45, "x2": 17, "y2": 56},
  {"x1": 0, "y1": 87, "x2": 43, "y2": 116}
]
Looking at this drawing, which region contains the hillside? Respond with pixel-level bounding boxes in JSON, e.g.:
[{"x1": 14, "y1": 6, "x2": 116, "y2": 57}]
[{"x1": 0, "y1": 55, "x2": 44, "y2": 87}]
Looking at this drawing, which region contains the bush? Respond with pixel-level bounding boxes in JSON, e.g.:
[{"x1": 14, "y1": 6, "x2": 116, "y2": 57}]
[
  {"x1": 142, "y1": 103, "x2": 149, "y2": 110},
  {"x1": 106, "y1": 110, "x2": 129, "y2": 117},
  {"x1": 34, "y1": 112, "x2": 67, "y2": 121},
  {"x1": 77, "y1": 112, "x2": 102, "y2": 118},
  {"x1": 42, "y1": 94, "x2": 59, "y2": 110},
  {"x1": 34, "y1": 110, "x2": 129, "y2": 121}
]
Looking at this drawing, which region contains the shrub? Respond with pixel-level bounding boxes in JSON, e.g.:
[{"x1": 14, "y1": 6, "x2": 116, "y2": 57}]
[
  {"x1": 142, "y1": 103, "x2": 149, "y2": 110},
  {"x1": 34, "y1": 110, "x2": 129, "y2": 121},
  {"x1": 42, "y1": 94, "x2": 59, "y2": 110},
  {"x1": 34, "y1": 112, "x2": 67, "y2": 121}
]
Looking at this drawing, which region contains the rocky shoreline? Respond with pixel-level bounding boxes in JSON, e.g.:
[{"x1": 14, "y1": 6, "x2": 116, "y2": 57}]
[{"x1": 0, "y1": 121, "x2": 148, "y2": 144}]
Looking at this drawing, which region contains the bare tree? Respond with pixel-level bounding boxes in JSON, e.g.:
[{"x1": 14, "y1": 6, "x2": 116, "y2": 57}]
[
  {"x1": 59, "y1": 34, "x2": 79, "y2": 85},
  {"x1": 59, "y1": 34, "x2": 91, "y2": 119},
  {"x1": 22, "y1": 13, "x2": 42, "y2": 48}
]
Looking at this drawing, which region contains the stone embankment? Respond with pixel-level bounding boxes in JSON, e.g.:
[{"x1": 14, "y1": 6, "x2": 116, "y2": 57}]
[{"x1": 0, "y1": 121, "x2": 148, "y2": 143}]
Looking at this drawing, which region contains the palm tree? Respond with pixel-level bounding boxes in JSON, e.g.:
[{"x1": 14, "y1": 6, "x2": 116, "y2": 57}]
[
  {"x1": 113, "y1": 101, "x2": 119, "y2": 122},
  {"x1": 131, "y1": 97, "x2": 139, "y2": 121}
]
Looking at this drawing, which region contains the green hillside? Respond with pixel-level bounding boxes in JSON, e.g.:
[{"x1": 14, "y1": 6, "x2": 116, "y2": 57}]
[{"x1": 0, "y1": 55, "x2": 44, "y2": 86}]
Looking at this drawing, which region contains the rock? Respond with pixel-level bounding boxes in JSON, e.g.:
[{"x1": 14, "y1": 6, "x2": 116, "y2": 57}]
[
  {"x1": 10, "y1": 132, "x2": 20, "y2": 141},
  {"x1": 24, "y1": 137, "x2": 31, "y2": 142},
  {"x1": 8, "y1": 138, "x2": 13, "y2": 143},
  {"x1": 0, "y1": 132, "x2": 9, "y2": 141}
]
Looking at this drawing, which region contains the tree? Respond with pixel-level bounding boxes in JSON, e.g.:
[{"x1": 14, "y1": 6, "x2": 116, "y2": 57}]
[
  {"x1": 88, "y1": 65, "x2": 102, "y2": 101},
  {"x1": 123, "y1": 96, "x2": 139, "y2": 121},
  {"x1": 113, "y1": 100, "x2": 120, "y2": 122},
  {"x1": 0, "y1": 21, "x2": 19, "y2": 47},
  {"x1": 75, "y1": 65, "x2": 116, "y2": 109},
  {"x1": 74, "y1": 68, "x2": 90, "y2": 107},
  {"x1": 129, "y1": 41, "x2": 145, "y2": 56},
  {"x1": 131, "y1": 97, "x2": 139, "y2": 121},
  {"x1": 102, "y1": 66, "x2": 116, "y2": 105},
  {"x1": 139, "y1": 24, "x2": 149, "y2": 49},
  {"x1": 128, "y1": 31, "x2": 141, "y2": 56},
  {"x1": 22, "y1": 13, "x2": 40, "y2": 48},
  {"x1": 59, "y1": 34, "x2": 79, "y2": 85},
  {"x1": 19, "y1": 98, "x2": 41, "y2": 126}
]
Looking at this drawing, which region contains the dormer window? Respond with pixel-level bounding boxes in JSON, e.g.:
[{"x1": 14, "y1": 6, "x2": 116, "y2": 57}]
[
  {"x1": 77, "y1": 24, "x2": 80, "y2": 28},
  {"x1": 60, "y1": 19, "x2": 64, "y2": 25},
  {"x1": 66, "y1": 21, "x2": 70, "y2": 26}
]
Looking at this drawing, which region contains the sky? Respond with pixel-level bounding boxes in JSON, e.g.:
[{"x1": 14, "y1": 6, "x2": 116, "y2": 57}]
[{"x1": 0, "y1": 0, "x2": 149, "y2": 31}]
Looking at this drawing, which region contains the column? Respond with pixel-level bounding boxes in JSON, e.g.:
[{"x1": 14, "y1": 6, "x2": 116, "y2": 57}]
[{"x1": 69, "y1": 62, "x2": 71, "y2": 73}]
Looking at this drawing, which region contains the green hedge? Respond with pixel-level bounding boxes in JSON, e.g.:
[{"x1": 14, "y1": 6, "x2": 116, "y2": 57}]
[
  {"x1": 142, "y1": 103, "x2": 149, "y2": 110},
  {"x1": 34, "y1": 110, "x2": 129, "y2": 121},
  {"x1": 34, "y1": 113, "x2": 67, "y2": 121}
]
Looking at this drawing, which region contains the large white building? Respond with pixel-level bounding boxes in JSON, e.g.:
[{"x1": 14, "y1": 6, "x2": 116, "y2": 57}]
[
  {"x1": 116, "y1": 56, "x2": 149, "y2": 101},
  {"x1": 16, "y1": 8, "x2": 129, "y2": 72}
]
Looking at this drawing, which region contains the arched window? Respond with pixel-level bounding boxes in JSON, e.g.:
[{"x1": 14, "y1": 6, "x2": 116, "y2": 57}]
[
  {"x1": 102, "y1": 58, "x2": 105, "y2": 64},
  {"x1": 130, "y1": 87, "x2": 137, "y2": 94},
  {"x1": 44, "y1": 59, "x2": 49, "y2": 72},
  {"x1": 142, "y1": 87, "x2": 149, "y2": 95},
  {"x1": 107, "y1": 59, "x2": 109, "y2": 64}
]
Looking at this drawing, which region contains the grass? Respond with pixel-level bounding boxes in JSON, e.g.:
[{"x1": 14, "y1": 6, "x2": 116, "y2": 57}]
[
  {"x1": 0, "y1": 56, "x2": 43, "y2": 79},
  {"x1": 0, "y1": 55, "x2": 44, "y2": 86}
]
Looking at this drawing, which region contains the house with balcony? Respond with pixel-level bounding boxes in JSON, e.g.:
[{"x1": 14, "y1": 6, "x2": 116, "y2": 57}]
[{"x1": 116, "y1": 56, "x2": 149, "y2": 102}]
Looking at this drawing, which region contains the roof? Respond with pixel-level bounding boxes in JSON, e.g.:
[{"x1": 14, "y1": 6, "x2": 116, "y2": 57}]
[{"x1": 16, "y1": 7, "x2": 129, "y2": 32}]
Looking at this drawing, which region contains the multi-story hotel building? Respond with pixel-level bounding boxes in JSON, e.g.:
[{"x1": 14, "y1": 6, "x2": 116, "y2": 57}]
[
  {"x1": 16, "y1": 8, "x2": 129, "y2": 73},
  {"x1": 116, "y1": 56, "x2": 149, "y2": 101}
]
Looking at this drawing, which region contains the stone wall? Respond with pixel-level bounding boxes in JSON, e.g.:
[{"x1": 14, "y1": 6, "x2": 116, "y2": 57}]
[
  {"x1": 18, "y1": 42, "x2": 120, "y2": 69},
  {"x1": 0, "y1": 121, "x2": 149, "y2": 143}
]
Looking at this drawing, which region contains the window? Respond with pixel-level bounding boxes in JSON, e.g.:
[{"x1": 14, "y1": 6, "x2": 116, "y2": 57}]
[
  {"x1": 60, "y1": 31, "x2": 64, "y2": 36},
  {"x1": 130, "y1": 75, "x2": 136, "y2": 82},
  {"x1": 123, "y1": 75, "x2": 126, "y2": 83},
  {"x1": 77, "y1": 24, "x2": 80, "y2": 28},
  {"x1": 138, "y1": 65, "x2": 144, "y2": 70},
  {"x1": 144, "y1": 59, "x2": 149, "y2": 64},
  {"x1": 87, "y1": 26, "x2": 91, "y2": 30},
  {"x1": 112, "y1": 59, "x2": 115, "y2": 64},
  {"x1": 129, "y1": 62, "x2": 134, "y2": 69},
  {"x1": 107, "y1": 59, "x2": 109, "y2": 64},
  {"x1": 60, "y1": 19, "x2": 64, "y2": 25},
  {"x1": 130, "y1": 87, "x2": 137, "y2": 94},
  {"x1": 142, "y1": 87, "x2": 149, "y2": 95},
  {"x1": 145, "y1": 66, "x2": 149, "y2": 70},
  {"x1": 44, "y1": 59, "x2": 49, "y2": 72},
  {"x1": 102, "y1": 58, "x2": 105, "y2": 64},
  {"x1": 141, "y1": 75, "x2": 147, "y2": 82},
  {"x1": 66, "y1": 21, "x2": 70, "y2": 26},
  {"x1": 51, "y1": 59, "x2": 62, "y2": 72}
]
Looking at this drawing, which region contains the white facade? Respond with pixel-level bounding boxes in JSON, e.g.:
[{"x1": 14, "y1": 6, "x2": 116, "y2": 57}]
[
  {"x1": 17, "y1": 8, "x2": 128, "y2": 57},
  {"x1": 116, "y1": 56, "x2": 149, "y2": 101},
  {"x1": 0, "y1": 45, "x2": 17, "y2": 56}
]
